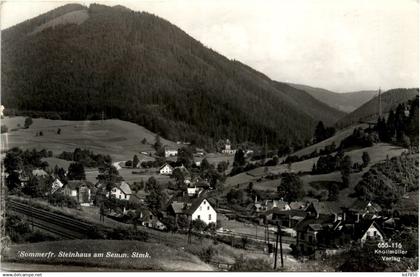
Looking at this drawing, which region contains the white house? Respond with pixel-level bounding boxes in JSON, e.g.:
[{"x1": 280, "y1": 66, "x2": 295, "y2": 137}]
[
  {"x1": 32, "y1": 169, "x2": 48, "y2": 177},
  {"x1": 108, "y1": 181, "x2": 132, "y2": 201},
  {"x1": 221, "y1": 139, "x2": 236, "y2": 155},
  {"x1": 159, "y1": 164, "x2": 174, "y2": 175},
  {"x1": 190, "y1": 198, "x2": 217, "y2": 225},
  {"x1": 360, "y1": 222, "x2": 385, "y2": 247},
  {"x1": 165, "y1": 148, "x2": 178, "y2": 158},
  {"x1": 187, "y1": 186, "x2": 203, "y2": 197}
]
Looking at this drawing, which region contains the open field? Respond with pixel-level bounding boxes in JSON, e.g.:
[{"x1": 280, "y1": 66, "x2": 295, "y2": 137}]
[
  {"x1": 224, "y1": 143, "x2": 407, "y2": 192},
  {"x1": 1, "y1": 117, "x2": 177, "y2": 161}
]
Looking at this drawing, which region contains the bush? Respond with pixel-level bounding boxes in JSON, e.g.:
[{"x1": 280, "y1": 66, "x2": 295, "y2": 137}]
[
  {"x1": 229, "y1": 255, "x2": 273, "y2": 271},
  {"x1": 24, "y1": 117, "x2": 33, "y2": 128},
  {"x1": 1, "y1": 125, "x2": 8, "y2": 133},
  {"x1": 197, "y1": 246, "x2": 217, "y2": 263}
]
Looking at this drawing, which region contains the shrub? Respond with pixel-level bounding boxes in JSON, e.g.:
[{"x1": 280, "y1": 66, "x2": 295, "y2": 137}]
[{"x1": 229, "y1": 255, "x2": 273, "y2": 271}]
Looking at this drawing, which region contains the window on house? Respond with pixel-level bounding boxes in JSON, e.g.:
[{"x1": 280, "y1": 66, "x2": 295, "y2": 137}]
[
  {"x1": 209, "y1": 214, "x2": 211, "y2": 220},
  {"x1": 119, "y1": 195, "x2": 121, "y2": 199},
  {"x1": 374, "y1": 231, "x2": 377, "y2": 236},
  {"x1": 207, "y1": 206, "x2": 210, "y2": 210},
  {"x1": 150, "y1": 215, "x2": 153, "y2": 220},
  {"x1": 198, "y1": 215, "x2": 201, "y2": 219},
  {"x1": 199, "y1": 206, "x2": 202, "y2": 211}
]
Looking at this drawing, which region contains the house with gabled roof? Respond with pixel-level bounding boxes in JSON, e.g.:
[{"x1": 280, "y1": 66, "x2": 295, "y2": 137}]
[
  {"x1": 164, "y1": 147, "x2": 178, "y2": 158},
  {"x1": 358, "y1": 221, "x2": 386, "y2": 247},
  {"x1": 106, "y1": 181, "x2": 132, "y2": 201},
  {"x1": 63, "y1": 180, "x2": 94, "y2": 206},
  {"x1": 159, "y1": 163, "x2": 174, "y2": 175},
  {"x1": 51, "y1": 178, "x2": 64, "y2": 194},
  {"x1": 167, "y1": 198, "x2": 217, "y2": 225}
]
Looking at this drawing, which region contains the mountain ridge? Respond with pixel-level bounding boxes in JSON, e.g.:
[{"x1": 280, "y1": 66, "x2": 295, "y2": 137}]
[
  {"x1": 288, "y1": 83, "x2": 377, "y2": 113},
  {"x1": 336, "y1": 88, "x2": 419, "y2": 128},
  {"x1": 1, "y1": 4, "x2": 359, "y2": 149}
]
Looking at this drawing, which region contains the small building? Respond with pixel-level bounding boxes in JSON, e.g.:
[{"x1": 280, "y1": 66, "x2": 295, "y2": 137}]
[
  {"x1": 63, "y1": 180, "x2": 93, "y2": 206},
  {"x1": 165, "y1": 148, "x2": 178, "y2": 158},
  {"x1": 359, "y1": 221, "x2": 385, "y2": 247},
  {"x1": 195, "y1": 148, "x2": 205, "y2": 156},
  {"x1": 221, "y1": 139, "x2": 236, "y2": 155},
  {"x1": 187, "y1": 186, "x2": 203, "y2": 197},
  {"x1": 32, "y1": 169, "x2": 48, "y2": 177},
  {"x1": 51, "y1": 178, "x2": 64, "y2": 194},
  {"x1": 108, "y1": 181, "x2": 132, "y2": 201},
  {"x1": 252, "y1": 198, "x2": 290, "y2": 213},
  {"x1": 137, "y1": 206, "x2": 166, "y2": 230},
  {"x1": 159, "y1": 163, "x2": 174, "y2": 175}
]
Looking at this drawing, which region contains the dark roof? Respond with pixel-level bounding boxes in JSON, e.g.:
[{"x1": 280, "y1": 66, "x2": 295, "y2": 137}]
[
  {"x1": 306, "y1": 201, "x2": 343, "y2": 215},
  {"x1": 289, "y1": 201, "x2": 308, "y2": 210},
  {"x1": 66, "y1": 180, "x2": 93, "y2": 190},
  {"x1": 308, "y1": 224, "x2": 323, "y2": 231},
  {"x1": 357, "y1": 220, "x2": 387, "y2": 240},
  {"x1": 271, "y1": 208, "x2": 307, "y2": 218},
  {"x1": 168, "y1": 197, "x2": 215, "y2": 215},
  {"x1": 350, "y1": 200, "x2": 382, "y2": 213},
  {"x1": 295, "y1": 216, "x2": 334, "y2": 232}
]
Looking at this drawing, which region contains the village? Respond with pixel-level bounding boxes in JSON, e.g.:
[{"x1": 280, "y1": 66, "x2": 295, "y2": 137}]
[{"x1": 2, "y1": 111, "x2": 417, "y2": 271}]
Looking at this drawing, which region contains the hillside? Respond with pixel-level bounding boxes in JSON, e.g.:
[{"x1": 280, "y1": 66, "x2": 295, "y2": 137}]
[
  {"x1": 1, "y1": 117, "x2": 177, "y2": 161},
  {"x1": 271, "y1": 81, "x2": 346, "y2": 126},
  {"x1": 336, "y1": 88, "x2": 419, "y2": 128},
  {"x1": 2, "y1": 4, "x2": 344, "y2": 149},
  {"x1": 289, "y1": 83, "x2": 377, "y2": 113}
]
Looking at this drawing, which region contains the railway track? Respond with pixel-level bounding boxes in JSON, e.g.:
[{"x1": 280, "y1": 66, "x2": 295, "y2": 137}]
[{"x1": 8, "y1": 200, "x2": 93, "y2": 239}]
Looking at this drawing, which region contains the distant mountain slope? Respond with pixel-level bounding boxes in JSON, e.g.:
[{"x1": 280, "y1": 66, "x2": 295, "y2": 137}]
[
  {"x1": 1, "y1": 4, "x2": 345, "y2": 148},
  {"x1": 289, "y1": 83, "x2": 377, "y2": 113},
  {"x1": 336, "y1": 88, "x2": 419, "y2": 128},
  {"x1": 271, "y1": 81, "x2": 346, "y2": 126}
]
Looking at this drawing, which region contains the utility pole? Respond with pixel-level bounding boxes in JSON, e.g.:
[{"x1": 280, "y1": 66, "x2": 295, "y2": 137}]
[
  {"x1": 274, "y1": 222, "x2": 284, "y2": 269},
  {"x1": 378, "y1": 87, "x2": 382, "y2": 119},
  {"x1": 274, "y1": 222, "x2": 279, "y2": 269},
  {"x1": 188, "y1": 222, "x2": 192, "y2": 244},
  {"x1": 279, "y1": 223, "x2": 284, "y2": 268}
]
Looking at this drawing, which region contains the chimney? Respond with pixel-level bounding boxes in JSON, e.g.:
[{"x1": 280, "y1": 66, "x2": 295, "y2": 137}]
[{"x1": 356, "y1": 213, "x2": 360, "y2": 223}]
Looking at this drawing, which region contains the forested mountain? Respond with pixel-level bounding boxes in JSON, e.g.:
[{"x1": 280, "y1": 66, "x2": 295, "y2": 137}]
[
  {"x1": 336, "y1": 88, "x2": 419, "y2": 128},
  {"x1": 289, "y1": 83, "x2": 377, "y2": 113},
  {"x1": 271, "y1": 81, "x2": 346, "y2": 124},
  {"x1": 2, "y1": 4, "x2": 346, "y2": 148}
]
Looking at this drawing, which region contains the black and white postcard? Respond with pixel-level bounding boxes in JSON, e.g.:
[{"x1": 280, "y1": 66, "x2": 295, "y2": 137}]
[{"x1": 0, "y1": 0, "x2": 418, "y2": 274}]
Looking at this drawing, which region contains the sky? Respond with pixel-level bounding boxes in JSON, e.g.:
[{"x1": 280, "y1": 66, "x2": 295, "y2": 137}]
[{"x1": 1, "y1": 0, "x2": 419, "y2": 92}]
